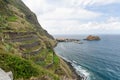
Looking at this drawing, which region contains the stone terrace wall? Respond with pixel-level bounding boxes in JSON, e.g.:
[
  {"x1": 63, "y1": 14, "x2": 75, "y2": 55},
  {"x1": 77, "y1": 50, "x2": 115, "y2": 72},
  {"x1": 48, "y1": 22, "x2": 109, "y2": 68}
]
[{"x1": 20, "y1": 41, "x2": 40, "y2": 49}]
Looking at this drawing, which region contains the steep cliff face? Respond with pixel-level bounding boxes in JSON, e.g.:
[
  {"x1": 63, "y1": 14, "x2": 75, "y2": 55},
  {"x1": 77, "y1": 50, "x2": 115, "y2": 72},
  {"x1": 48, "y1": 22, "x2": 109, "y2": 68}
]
[
  {"x1": 0, "y1": 0, "x2": 78, "y2": 80},
  {"x1": 10, "y1": 0, "x2": 54, "y2": 39}
]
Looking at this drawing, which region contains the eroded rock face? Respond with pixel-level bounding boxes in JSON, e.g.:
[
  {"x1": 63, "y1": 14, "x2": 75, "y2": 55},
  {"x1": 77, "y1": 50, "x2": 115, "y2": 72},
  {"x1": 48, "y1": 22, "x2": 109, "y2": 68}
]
[
  {"x1": 0, "y1": 68, "x2": 13, "y2": 80},
  {"x1": 84, "y1": 35, "x2": 100, "y2": 41}
]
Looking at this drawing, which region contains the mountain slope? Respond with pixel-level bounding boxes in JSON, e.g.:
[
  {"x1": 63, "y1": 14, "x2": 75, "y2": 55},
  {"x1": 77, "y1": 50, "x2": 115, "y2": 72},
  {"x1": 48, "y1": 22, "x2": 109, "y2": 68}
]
[{"x1": 0, "y1": 0, "x2": 79, "y2": 80}]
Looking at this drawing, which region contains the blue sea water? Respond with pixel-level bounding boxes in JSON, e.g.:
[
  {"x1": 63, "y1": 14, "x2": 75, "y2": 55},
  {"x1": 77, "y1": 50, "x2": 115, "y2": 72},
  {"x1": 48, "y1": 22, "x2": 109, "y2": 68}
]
[{"x1": 54, "y1": 35, "x2": 120, "y2": 80}]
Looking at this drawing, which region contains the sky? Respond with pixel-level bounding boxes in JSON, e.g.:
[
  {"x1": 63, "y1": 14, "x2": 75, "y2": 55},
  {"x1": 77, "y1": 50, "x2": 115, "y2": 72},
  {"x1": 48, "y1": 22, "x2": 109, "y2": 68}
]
[{"x1": 22, "y1": 0, "x2": 120, "y2": 35}]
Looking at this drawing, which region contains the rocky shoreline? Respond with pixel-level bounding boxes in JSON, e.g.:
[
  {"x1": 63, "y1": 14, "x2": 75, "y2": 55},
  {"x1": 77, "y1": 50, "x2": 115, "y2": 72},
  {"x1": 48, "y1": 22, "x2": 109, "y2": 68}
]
[
  {"x1": 56, "y1": 38, "x2": 83, "y2": 44},
  {"x1": 56, "y1": 38, "x2": 80, "y2": 42},
  {"x1": 59, "y1": 56, "x2": 83, "y2": 80},
  {"x1": 64, "y1": 60, "x2": 82, "y2": 80}
]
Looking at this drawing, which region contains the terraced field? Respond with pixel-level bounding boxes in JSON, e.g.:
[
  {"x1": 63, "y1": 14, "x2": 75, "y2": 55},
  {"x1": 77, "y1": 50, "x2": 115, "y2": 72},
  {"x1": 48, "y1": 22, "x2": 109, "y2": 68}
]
[{"x1": 3, "y1": 31, "x2": 54, "y2": 67}]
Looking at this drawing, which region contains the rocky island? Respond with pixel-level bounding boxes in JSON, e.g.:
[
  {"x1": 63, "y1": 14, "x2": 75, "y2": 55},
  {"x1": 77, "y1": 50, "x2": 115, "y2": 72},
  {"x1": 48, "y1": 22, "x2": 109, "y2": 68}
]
[{"x1": 84, "y1": 35, "x2": 101, "y2": 41}]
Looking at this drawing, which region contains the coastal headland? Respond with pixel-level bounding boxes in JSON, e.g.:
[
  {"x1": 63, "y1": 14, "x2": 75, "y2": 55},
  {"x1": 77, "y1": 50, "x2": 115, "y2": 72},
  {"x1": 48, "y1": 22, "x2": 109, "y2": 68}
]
[{"x1": 56, "y1": 38, "x2": 83, "y2": 44}]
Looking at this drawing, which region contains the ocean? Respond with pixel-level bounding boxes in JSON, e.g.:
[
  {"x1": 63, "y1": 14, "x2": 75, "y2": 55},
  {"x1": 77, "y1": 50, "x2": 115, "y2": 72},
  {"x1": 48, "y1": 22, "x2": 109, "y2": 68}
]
[{"x1": 54, "y1": 35, "x2": 120, "y2": 80}]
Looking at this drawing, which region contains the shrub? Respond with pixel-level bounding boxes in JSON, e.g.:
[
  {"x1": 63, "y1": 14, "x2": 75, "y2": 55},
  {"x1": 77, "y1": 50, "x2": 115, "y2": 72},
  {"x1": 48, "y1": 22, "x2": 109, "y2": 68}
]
[
  {"x1": 4, "y1": 0, "x2": 9, "y2": 3},
  {"x1": 0, "y1": 53, "x2": 39, "y2": 79},
  {"x1": 7, "y1": 16, "x2": 17, "y2": 22}
]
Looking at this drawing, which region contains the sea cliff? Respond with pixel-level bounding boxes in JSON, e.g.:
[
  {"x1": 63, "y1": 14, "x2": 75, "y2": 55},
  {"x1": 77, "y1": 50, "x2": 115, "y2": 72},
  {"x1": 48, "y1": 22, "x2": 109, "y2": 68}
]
[{"x1": 0, "y1": 0, "x2": 80, "y2": 80}]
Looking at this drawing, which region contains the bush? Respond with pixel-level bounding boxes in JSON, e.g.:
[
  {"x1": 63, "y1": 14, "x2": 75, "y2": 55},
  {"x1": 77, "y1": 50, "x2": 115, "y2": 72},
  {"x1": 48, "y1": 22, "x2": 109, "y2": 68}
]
[
  {"x1": 53, "y1": 55, "x2": 60, "y2": 65},
  {"x1": 7, "y1": 16, "x2": 17, "y2": 22},
  {"x1": 0, "y1": 53, "x2": 39, "y2": 79},
  {"x1": 4, "y1": 0, "x2": 9, "y2": 3}
]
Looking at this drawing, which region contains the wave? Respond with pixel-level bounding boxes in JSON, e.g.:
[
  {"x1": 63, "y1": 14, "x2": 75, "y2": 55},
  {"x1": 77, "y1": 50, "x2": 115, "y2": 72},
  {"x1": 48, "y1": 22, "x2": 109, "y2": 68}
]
[
  {"x1": 71, "y1": 61, "x2": 91, "y2": 80},
  {"x1": 56, "y1": 54, "x2": 91, "y2": 80}
]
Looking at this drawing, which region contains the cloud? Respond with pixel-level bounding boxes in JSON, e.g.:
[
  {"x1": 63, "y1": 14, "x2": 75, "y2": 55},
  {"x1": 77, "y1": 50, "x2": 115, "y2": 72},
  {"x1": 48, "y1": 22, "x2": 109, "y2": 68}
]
[
  {"x1": 22, "y1": 0, "x2": 53, "y2": 14},
  {"x1": 39, "y1": 17, "x2": 120, "y2": 34},
  {"x1": 65, "y1": 0, "x2": 120, "y2": 7},
  {"x1": 22, "y1": 0, "x2": 102, "y2": 20},
  {"x1": 22, "y1": 0, "x2": 120, "y2": 34},
  {"x1": 40, "y1": 7, "x2": 101, "y2": 20},
  {"x1": 107, "y1": 17, "x2": 120, "y2": 22},
  {"x1": 88, "y1": 0, "x2": 120, "y2": 6}
]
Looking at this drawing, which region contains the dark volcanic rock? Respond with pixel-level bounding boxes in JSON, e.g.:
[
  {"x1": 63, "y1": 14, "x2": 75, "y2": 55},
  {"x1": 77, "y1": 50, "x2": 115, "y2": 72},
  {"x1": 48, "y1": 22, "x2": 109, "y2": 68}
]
[
  {"x1": 56, "y1": 38, "x2": 80, "y2": 42},
  {"x1": 84, "y1": 35, "x2": 100, "y2": 41}
]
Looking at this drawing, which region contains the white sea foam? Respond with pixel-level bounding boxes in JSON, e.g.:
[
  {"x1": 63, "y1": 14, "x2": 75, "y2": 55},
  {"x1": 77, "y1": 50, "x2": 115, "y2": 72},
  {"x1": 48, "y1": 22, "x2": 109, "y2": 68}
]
[
  {"x1": 56, "y1": 54, "x2": 71, "y2": 62},
  {"x1": 72, "y1": 63, "x2": 91, "y2": 80},
  {"x1": 72, "y1": 60, "x2": 77, "y2": 64},
  {"x1": 55, "y1": 54, "x2": 91, "y2": 80}
]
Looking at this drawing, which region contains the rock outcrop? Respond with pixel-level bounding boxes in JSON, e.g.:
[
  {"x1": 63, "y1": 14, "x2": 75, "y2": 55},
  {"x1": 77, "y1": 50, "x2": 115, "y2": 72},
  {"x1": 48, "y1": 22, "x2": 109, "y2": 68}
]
[
  {"x1": 84, "y1": 35, "x2": 100, "y2": 41},
  {"x1": 0, "y1": 68, "x2": 13, "y2": 80},
  {"x1": 56, "y1": 38, "x2": 80, "y2": 42}
]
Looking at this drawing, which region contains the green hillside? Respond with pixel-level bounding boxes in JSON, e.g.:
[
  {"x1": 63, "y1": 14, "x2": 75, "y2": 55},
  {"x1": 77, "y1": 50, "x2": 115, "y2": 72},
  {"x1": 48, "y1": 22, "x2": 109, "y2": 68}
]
[{"x1": 0, "y1": 0, "x2": 79, "y2": 80}]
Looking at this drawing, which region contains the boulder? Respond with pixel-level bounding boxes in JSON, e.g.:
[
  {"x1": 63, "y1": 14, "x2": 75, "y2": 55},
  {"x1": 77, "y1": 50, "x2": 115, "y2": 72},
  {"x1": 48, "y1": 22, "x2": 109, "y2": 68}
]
[{"x1": 0, "y1": 68, "x2": 13, "y2": 80}]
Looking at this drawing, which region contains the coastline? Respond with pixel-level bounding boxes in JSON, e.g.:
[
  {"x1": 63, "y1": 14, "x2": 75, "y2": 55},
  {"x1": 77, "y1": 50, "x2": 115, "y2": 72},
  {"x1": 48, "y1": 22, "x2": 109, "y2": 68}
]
[
  {"x1": 58, "y1": 56, "x2": 82, "y2": 80},
  {"x1": 54, "y1": 42, "x2": 83, "y2": 80}
]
